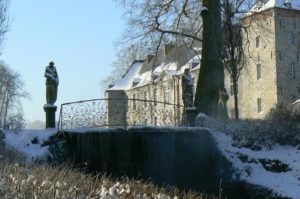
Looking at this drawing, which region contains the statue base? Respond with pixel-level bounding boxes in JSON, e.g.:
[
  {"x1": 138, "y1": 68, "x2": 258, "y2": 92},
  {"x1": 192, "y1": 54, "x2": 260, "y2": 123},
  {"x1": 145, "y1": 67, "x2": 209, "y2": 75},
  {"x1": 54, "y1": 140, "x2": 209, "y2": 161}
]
[
  {"x1": 185, "y1": 107, "x2": 198, "y2": 127},
  {"x1": 44, "y1": 104, "x2": 57, "y2": 128}
]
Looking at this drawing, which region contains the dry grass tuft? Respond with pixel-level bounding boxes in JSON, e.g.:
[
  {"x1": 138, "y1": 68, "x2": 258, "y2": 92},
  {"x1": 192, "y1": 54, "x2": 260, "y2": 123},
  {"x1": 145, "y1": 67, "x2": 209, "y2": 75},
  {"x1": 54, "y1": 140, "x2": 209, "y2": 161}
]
[{"x1": 0, "y1": 162, "x2": 218, "y2": 199}]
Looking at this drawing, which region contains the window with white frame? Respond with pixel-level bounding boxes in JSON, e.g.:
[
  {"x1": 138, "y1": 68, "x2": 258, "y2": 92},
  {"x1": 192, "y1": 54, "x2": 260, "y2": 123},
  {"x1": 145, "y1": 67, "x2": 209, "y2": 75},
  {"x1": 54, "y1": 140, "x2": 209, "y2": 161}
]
[
  {"x1": 278, "y1": 51, "x2": 282, "y2": 61},
  {"x1": 133, "y1": 93, "x2": 137, "y2": 110},
  {"x1": 229, "y1": 76, "x2": 238, "y2": 96},
  {"x1": 144, "y1": 91, "x2": 147, "y2": 107},
  {"x1": 289, "y1": 62, "x2": 295, "y2": 78},
  {"x1": 279, "y1": 18, "x2": 282, "y2": 29},
  {"x1": 163, "y1": 84, "x2": 170, "y2": 107},
  {"x1": 256, "y1": 64, "x2": 261, "y2": 80},
  {"x1": 288, "y1": 33, "x2": 293, "y2": 45},
  {"x1": 257, "y1": 98, "x2": 262, "y2": 113},
  {"x1": 154, "y1": 87, "x2": 158, "y2": 106},
  {"x1": 256, "y1": 36, "x2": 260, "y2": 48},
  {"x1": 271, "y1": 51, "x2": 273, "y2": 59}
]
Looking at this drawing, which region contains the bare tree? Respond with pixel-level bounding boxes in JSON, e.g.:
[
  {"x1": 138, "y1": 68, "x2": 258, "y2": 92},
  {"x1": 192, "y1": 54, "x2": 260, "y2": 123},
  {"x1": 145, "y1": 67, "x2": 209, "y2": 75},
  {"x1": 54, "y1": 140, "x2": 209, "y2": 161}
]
[
  {"x1": 222, "y1": 0, "x2": 247, "y2": 119},
  {"x1": 0, "y1": 0, "x2": 9, "y2": 53},
  {"x1": 117, "y1": 0, "x2": 203, "y2": 51},
  {"x1": 221, "y1": 0, "x2": 257, "y2": 119},
  {"x1": 115, "y1": 0, "x2": 256, "y2": 116},
  {"x1": 0, "y1": 62, "x2": 29, "y2": 129}
]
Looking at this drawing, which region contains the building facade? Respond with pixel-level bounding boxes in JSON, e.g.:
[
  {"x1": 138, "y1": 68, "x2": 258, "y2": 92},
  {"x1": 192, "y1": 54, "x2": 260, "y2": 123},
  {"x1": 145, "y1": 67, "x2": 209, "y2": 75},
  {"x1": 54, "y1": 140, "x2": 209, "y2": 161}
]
[
  {"x1": 225, "y1": 0, "x2": 300, "y2": 119},
  {"x1": 106, "y1": 0, "x2": 300, "y2": 124},
  {"x1": 106, "y1": 45, "x2": 200, "y2": 126}
]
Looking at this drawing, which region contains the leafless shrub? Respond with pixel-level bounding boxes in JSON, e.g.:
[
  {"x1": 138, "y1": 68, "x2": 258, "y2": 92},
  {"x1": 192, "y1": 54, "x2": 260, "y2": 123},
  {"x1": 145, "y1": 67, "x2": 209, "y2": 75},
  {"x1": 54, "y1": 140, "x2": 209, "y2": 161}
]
[
  {"x1": 266, "y1": 103, "x2": 297, "y2": 123},
  {"x1": 201, "y1": 117, "x2": 300, "y2": 149}
]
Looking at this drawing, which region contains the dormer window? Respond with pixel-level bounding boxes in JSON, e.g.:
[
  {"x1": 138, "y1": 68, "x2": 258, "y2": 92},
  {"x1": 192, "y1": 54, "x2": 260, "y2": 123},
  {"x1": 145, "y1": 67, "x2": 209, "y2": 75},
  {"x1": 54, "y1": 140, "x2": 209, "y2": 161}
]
[
  {"x1": 284, "y1": 0, "x2": 292, "y2": 8},
  {"x1": 132, "y1": 78, "x2": 140, "y2": 87},
  {"x1": 152, "y1": 74, "x2": 159, "y2": 80},
  {"x1": 190, "y1": 60, "x2": 200, "y2": 69}
]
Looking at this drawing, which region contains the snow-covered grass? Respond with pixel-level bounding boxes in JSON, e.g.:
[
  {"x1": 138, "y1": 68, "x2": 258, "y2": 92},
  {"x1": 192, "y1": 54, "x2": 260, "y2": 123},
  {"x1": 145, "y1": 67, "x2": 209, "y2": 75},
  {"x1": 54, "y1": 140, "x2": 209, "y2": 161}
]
[
  {"x1": 200, "y1": 117, "x2": 300, "y2": 198},
  {"x1": 0, "y1": 163, "x2": 217, "y2": 199}
]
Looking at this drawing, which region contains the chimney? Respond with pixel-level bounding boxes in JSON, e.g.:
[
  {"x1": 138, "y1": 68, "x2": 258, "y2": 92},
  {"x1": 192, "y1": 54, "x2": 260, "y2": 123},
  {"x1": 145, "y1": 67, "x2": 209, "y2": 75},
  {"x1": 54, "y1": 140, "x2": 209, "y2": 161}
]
[
  {"x1": 146, "y1": 55, "x2": 154, "y2": 63},
  {"x1": 163, "y1": 44, "x2": 175, "y2": 58},
  {"x1": 284, "y1": 0, "x2": 292, "y2": 8}
]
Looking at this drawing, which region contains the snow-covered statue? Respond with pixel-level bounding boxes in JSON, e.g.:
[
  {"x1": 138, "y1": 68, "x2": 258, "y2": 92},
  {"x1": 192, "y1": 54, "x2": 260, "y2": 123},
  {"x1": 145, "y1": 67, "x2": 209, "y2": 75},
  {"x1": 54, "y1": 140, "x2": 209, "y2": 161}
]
[
  {"x1": 182, "y1": 68, "x2": 194, "y2": 107},
  {"x1": 218, "y1": 88, "x2": 229, "y2": 119},
  {"x1": 44, "y1": 61, "x2": 59, "y2": 105}
]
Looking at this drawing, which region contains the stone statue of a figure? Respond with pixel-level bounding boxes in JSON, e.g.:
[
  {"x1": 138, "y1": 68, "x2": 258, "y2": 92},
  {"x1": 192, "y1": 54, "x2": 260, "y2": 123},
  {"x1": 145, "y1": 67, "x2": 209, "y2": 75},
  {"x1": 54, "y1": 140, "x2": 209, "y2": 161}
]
[
  {"x1": 45, "y1": 62, "x2": 59, "y2": 105},
  {"x1": 218, "y1": 88, "x2": 229, "y2": 119},
  {"x1": 182, "y1": 68, "x2": 194, "y2": 107}
]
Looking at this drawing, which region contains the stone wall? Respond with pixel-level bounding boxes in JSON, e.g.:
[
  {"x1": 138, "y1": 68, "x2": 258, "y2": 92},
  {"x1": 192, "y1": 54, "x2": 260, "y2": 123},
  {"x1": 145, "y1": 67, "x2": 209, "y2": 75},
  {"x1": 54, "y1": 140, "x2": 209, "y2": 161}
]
[
  {"x1": 105, "y1": 90, "x2": 127, "y2": 128},
  {"x1": 234, "y1": 10, "x2": 277, "y2": 119},
  {"x1": 225, "y1": 8, "x2": 300, "y2": 119},
  {"x1": 61, "y1": 127, "x2": 234, "y2": 194},
  {"x1": 275, "y1": 8, "x2": 300, "y2": 105}
]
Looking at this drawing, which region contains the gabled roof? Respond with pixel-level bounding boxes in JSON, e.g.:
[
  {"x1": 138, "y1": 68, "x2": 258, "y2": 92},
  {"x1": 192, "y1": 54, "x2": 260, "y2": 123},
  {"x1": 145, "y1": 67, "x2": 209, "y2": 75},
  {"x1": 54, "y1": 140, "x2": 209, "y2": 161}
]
[{"x1": 107, "y1": 60, "x2": 144, "y2": 91}]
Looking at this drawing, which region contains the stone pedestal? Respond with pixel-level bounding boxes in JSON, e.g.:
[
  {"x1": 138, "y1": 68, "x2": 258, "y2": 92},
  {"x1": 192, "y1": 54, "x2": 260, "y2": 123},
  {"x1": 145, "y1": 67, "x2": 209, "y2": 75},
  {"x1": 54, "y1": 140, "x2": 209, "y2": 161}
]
[
  {"x1": 44, "y1": 104, "x2": 57, "y2": 128},
  {"x1": 186, "y1": 107, "x2": 198, "y2": 127}
]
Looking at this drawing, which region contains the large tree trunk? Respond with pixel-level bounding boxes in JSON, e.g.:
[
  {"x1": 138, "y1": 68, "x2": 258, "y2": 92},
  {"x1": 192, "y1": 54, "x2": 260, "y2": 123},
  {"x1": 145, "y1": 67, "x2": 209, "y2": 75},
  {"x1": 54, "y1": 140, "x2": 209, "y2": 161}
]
[{"x1": 194, "y1": 0, "x2": 224, "y2": 116}]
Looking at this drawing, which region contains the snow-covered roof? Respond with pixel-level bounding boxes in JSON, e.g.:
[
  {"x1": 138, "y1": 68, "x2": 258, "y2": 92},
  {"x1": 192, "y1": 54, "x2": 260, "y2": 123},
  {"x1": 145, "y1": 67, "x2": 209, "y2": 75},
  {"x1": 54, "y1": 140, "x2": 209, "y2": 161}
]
[
  {"x1": 107, "y1": 50, "x2": 201, "y2": 91},
  {"x1": 107, "y1": 61, "x2": 144, "y2": 91},
  {"x1": 248, "y1": 0, "x2": 300, "y2": 14},
  {"x1": 152, "y1": 63, "x2": 163, "y2": 77},
  {"x1": 134, "y1": 71, "x2": 152, "y2": 88}
]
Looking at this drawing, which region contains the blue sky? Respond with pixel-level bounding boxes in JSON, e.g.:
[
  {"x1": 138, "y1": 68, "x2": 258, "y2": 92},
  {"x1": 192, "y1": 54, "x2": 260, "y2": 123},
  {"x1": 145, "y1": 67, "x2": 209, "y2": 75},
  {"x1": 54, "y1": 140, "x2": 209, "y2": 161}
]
[{"x1": 1, "y1": 1, "x2": 125, "y2": 122}]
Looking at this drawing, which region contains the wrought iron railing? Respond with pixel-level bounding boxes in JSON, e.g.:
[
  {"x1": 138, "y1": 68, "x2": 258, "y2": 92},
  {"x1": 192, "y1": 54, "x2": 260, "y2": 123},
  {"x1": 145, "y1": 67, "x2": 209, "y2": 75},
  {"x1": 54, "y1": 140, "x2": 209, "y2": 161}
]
[{"x1": 58, "y1": 98, "x2": 185, "y2": 130}]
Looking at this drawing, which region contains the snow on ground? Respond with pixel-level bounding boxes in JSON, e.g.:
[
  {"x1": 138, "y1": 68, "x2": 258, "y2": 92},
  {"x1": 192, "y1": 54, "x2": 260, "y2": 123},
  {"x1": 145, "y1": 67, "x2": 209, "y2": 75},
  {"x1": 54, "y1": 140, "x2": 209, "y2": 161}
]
[
  {"x1": 3, "y1": 126, "x2": 300, "y2": 198},
  {"x1": 3, "y1": 128, "x2": 57, "y2": 162},
  {"x1": 211, "y1": 130, "x2": 300, "y2": 199}
]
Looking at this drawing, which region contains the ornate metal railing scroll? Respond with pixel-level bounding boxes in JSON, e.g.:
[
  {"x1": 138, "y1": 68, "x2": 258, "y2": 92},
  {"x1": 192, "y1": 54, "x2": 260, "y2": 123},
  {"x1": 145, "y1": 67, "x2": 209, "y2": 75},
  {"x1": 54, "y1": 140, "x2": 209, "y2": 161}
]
[
  {"x1": 58, "y1": 99, "x2": 107, "y2": 130},
  {"x1": 58, "y1": 98, "x2": 185, "y2": 130}
]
